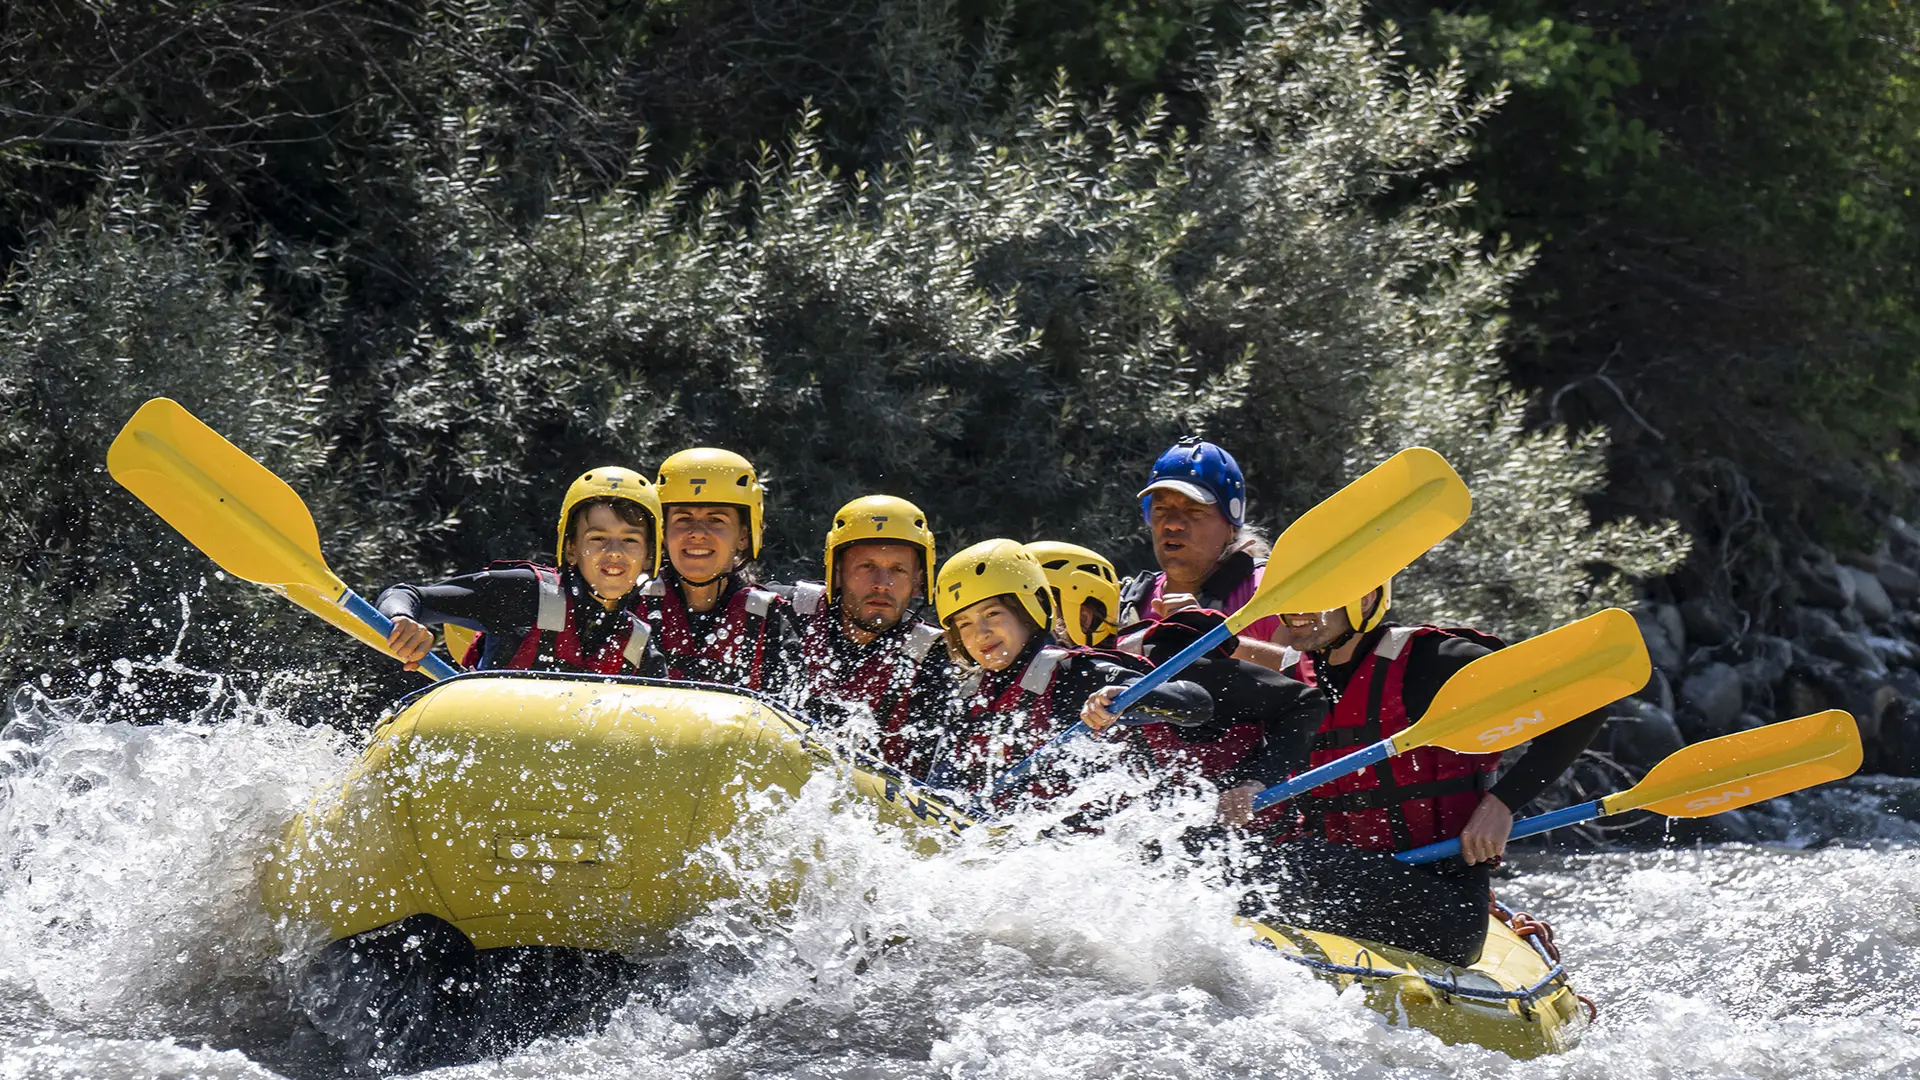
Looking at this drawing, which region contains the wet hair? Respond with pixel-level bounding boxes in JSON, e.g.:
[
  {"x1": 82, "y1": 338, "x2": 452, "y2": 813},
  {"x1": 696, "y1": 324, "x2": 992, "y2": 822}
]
[
  {"x1": 1227, "y1": 523, "x2": 1272, "y2": 561},
  {"x1": 565, "y1": 496, "x2": 655, "y2": 551}
]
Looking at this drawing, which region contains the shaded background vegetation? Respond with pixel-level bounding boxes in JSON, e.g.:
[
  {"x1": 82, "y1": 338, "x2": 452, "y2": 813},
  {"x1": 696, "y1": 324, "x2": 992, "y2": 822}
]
[{"x1": 7, "y1": 0, "x2": 1910, "y2": 716}]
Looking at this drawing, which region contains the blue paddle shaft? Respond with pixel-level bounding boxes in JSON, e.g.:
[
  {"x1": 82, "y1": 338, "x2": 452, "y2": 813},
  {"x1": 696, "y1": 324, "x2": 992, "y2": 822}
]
[
  {"x1": 987, "y1": 720, "x2": 1090, "y2": 797},
  {"x1": 1394, "y1": 800, "x2": 1605, "y2": 864},
  {"x1": 343, "y1": 591, "x2": 461, "y2": 681},
  {"x1": 987, "y1": 621, "x2": 1236, "y2": 798},
  {"x1": 1110, "y1": 622, "x2": 1235, "y2": 711},
  {"x1": 1249, "y1": 738, "x2": 1392, "y2": 813}
]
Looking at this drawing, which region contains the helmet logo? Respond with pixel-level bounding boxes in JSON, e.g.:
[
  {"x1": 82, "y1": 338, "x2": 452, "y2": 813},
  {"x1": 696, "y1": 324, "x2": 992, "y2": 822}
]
[
  {"x1": 690, "y1": 477, "x2": 707, "y2": 495},
  {"x1": 872, "y1": 515, "x2": 888, "y2": 531}
]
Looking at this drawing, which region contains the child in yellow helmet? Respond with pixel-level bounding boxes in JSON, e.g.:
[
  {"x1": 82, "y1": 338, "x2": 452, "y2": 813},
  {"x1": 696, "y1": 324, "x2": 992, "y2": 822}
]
[
  {"x1": 923, "y1": 539, "x2": 1214, "y2": 809},
  {"x1": 378, "y1": 468, "x2": 660, "y2": 674},
  {"x1": 631, "y1": 447, "x2": 800, "y2": 694}
]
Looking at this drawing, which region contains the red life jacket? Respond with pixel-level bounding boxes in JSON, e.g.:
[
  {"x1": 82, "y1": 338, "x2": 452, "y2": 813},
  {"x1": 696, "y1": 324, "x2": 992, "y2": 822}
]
[
  {"x1": 943, "y1": 644, "x2": 1154, "y2": 807},
  {"x1": 943, "y1": 644, "x2": 1077, "y2": 805},
  {"x1": 636, "y1": 575, "x2": 785, "y2": 689},
  {"x1": 790, "y1": 582, "x2": 946, "y2": 772},
  {"x1": 460, "y1": 563, "x2": 651, "y2": 675},
  {"x1": 1128, "y1": 715, "x2": 1265, "y2": 785},
  {"x1": 1289, "y1": 626, "x2": 1502, "y2": 853}
]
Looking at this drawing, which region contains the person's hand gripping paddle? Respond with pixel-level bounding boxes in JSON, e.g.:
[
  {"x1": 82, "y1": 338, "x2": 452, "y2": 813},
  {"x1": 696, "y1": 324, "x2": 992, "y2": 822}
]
[
  {"x1": 107, "y1": 397, "x2": 460, "y2": 680},
  {"x1": 1396, "y1": 708, "x2": 1862, "y2": 863},
  {"x1": 990, "y1": 446, "x2": 1472, "y2": 798},
  {"x1": 1247, "y1": 606, "x2": 1653, "y2": 813}
]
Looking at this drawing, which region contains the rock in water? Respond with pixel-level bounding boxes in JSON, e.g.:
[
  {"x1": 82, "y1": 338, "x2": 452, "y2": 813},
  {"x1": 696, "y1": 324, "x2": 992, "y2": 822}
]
[{"x1": 1679, "y1": 663, "x2": 1745, "y2": 736}]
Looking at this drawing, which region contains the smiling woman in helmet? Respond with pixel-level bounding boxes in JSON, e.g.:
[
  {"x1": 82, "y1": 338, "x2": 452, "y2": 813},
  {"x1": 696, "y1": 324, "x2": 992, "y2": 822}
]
[
  {"x1": 923, "y1": 539, "x2": 1213, "y2": 808},
  {"x1": 377, "y1": 467, "x2": 661, "y2": 674},
  {"x1": 631, "y1": 447, "x2": 800, "y2": 694}
]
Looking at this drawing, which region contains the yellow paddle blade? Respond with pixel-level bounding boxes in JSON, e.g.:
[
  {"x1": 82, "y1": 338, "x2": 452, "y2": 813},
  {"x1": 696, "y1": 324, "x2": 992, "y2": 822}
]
[
  {"x1": 1606, "y1": 709, "x2": 1862, "y2": 818},
  {"x1": 1225, "y1": 447, "x2": 1470, "y2": 634},
  {"x1": 108, "y1": 398, "x2": 344, "y2": 594},
  {"x1": 1394, "y1": 607, "x2": 1651, "y2": 755},
  {"x1": 442, "y1": 623, "x2": 479, "y2": 667}
]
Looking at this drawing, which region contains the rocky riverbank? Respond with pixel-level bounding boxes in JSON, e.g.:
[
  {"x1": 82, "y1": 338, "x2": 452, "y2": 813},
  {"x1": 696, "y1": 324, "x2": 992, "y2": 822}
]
[{"x1": 1568, "y1": 517, "x2": 1920, "y2": 846}]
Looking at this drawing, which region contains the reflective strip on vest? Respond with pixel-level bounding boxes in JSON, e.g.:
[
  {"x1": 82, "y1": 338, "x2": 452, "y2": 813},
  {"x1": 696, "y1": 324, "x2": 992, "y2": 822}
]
[
  {"x1": 792, "y1": 581, "x2": 827, "y2": 617},
  {"x1": 902, "y1": 621, "x2": 943, "y2": 663},
  {"x1": 535, "y1": 568, "x2": 566, "y2": 632},
  {"x1": 623, "y1": 617, "x2": 651, "y2": 669}
]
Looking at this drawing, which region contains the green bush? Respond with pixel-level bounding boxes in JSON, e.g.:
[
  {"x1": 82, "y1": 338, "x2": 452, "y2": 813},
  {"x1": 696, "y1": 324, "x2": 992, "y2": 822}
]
[{"x1": 0, "y1": 1, "x2": 1687, "y2": 700}]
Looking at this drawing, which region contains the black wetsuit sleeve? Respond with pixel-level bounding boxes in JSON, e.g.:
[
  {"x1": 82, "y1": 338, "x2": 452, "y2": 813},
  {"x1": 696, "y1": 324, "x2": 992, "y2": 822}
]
[
  {"x1": 1171, "y1": 657, "x2": 1327, "y2": 789},
  {"x1": 1400, "y1": 633, "x2": 1607, "y2": 813},
  {"x1": 376, "y1": 569, "x2": 543, "y2": 633},
  {"x1": 1077, "y1": 657, "x2": 1213, "y2": 729}
]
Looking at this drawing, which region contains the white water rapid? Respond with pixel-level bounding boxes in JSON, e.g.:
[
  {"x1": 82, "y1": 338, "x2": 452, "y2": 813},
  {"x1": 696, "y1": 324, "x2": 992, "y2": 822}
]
[{"x1": 2, "y1": 667, "x2": 1916, "y2": 1080}]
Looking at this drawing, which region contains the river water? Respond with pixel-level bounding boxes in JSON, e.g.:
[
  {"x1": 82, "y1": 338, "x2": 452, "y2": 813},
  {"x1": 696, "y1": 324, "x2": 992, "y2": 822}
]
[{"x1": 2, "y1": 668, "x2": 1917, "y2": 1080}]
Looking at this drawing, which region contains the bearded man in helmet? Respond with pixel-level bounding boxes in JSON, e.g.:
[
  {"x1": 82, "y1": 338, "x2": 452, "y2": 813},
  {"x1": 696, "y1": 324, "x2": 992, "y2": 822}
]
[
  {"x1": 1115, "y1": 437, "x2": 1294, "y2": 672},
  {"x1": 1215, "y1": 584, "x2": 1609, "y2": 966},
  {"x1": 379, "y1": 467, "x2": 661, "y2": 674},
  {"x1": 783, "y1": 495, "x2": 956, "y2": 778}
]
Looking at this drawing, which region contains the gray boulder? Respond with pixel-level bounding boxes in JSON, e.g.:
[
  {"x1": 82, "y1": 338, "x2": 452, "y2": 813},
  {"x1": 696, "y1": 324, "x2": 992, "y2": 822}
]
[
  {"x1": 1748, "y1": 634, "x2": 1796, "y2": 672},
  {"x1": 1793, "y1": 547, "x2": 1855, "y2": 610},
  {"x1": 1890, "y1": 515, "x2": 1920, "y2": 565},
  {"x1": 1790, "y1": 605, "x2": 1845, "y2": 641},
  {"x1": 1680, "y1": 597, "x2": 1740, "y2": 646},
  {"x1": 1679, "y1": 663, "x2": 1745, "y2": 736},
  {"x1": 1877, "y1": 559, "x2": 1920, "y2": 605},
  {"x1": 1808, "y1": 629, "x2": 1884, "y2": 674},
  {"x1": 1636, "y1": 616, "x2": 1685, "y2": 677},
  {"x1": 1652, "y1": 603, "x2": 1687, "y2": 656},
  {"x1": 1841, "y1": 564, "x2": 1894, "y2": 625},
  {"x1": 1599, "y1": 699, "x2": 1686, "y2": 769}
]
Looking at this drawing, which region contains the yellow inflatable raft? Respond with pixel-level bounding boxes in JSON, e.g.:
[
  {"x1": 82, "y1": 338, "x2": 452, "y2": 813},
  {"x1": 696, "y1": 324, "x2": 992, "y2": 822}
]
[{"x1": 264, "y1": 672, "x2": 1587, "y2": 1059}]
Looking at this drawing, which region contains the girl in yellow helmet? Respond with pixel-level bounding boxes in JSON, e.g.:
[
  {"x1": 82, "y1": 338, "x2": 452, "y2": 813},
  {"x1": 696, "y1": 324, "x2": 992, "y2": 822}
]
[
  {"x1": 632, "y1": 447, "x2": 800, "y2": 693},
  {"x1": 924, "y1": 539, "x2": 1214, "y2": 809},
  {"x1": 378, "y1": 467, "x2": 661, "y2": 674}
]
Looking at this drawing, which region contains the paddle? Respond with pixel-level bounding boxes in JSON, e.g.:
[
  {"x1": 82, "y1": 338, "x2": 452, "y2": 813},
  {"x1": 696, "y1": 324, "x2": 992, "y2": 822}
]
[
  {"x1": 988, "y1": 446, "x2": 1472, "y2": 798},
  {"x1": 1395, "y1": 708, "x2": 1863, "y2": 864},
  {"x1": 1248, "y1": 606, "x2": 1652, "y2": 813},
  {"x1": 106, "y1": 397, "x2": 460, "y2": 680}
]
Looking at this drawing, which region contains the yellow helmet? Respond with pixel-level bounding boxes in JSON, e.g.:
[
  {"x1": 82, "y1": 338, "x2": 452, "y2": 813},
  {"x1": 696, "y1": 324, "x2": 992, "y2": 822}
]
[
  {"x1": 654, "y1": 447, "x2": 766, "y2": 558},
  {"x1": 1346, "y1": 578, "x2": 1393, "y2": 634},
  {"x1": 555, "y1": 466, "x2": 661, "y2": 573},
  {"x1": 824, "y1": 495, "x2": 936, "y2": 601},
  {"x1": 1026, "y1": 541, "x2": 1120, "y2": 647},
  {"x1": 935, "y1": 539, "x2": 1053, "y2": 632}
]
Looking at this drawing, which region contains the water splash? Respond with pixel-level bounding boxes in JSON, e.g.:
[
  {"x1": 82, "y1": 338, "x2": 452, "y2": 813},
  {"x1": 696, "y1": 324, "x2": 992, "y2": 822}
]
[
  {"x1": 1, "y1": 671, "x2": 1917, "y2": 1079},
  {"x1": 0, "y1": 660, "x2": 356, "y2": 1068}
]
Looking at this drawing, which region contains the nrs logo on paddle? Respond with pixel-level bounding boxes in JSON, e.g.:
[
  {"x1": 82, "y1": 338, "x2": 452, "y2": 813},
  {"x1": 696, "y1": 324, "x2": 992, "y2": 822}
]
[
  {"x1": 1683, "y1": 785, "x2": 1752, "y2": 812},
  {"x1": 1479, "y1": 709, "x2": 1548, "y2": 747}
]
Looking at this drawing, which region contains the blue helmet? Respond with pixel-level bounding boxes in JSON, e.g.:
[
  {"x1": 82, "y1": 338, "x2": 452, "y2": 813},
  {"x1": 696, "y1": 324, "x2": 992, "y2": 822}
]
[{"x1": 1137, "y1": 436, "x2": 1246, "y2": 527}]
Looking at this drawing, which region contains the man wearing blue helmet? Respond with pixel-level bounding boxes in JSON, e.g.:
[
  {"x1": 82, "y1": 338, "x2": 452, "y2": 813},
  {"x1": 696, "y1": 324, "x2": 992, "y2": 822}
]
[{"x1": 1116, "y1": 437, "x2": 1294, "y2": 672}]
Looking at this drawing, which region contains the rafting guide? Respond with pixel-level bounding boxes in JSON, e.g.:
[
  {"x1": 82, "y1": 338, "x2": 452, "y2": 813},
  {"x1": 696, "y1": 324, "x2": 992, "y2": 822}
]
[{"x1": 94, "y1": 398, "x2": 1869, "y2": 1070}]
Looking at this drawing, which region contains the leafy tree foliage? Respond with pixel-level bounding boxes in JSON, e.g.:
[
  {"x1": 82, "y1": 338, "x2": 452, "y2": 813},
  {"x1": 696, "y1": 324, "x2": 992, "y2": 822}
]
[{"x1": 0, "y1": 0, "x2": 1685, "y2": 696}]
